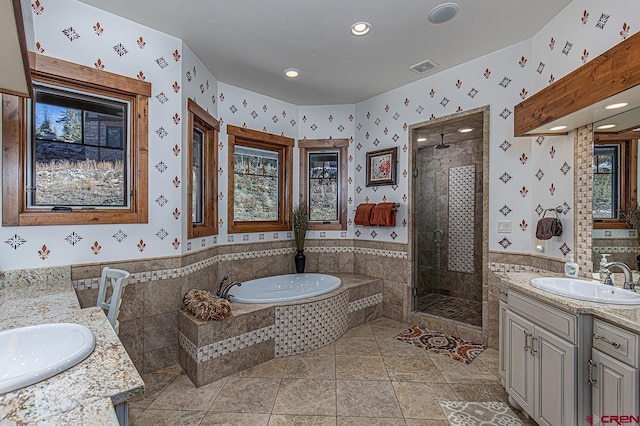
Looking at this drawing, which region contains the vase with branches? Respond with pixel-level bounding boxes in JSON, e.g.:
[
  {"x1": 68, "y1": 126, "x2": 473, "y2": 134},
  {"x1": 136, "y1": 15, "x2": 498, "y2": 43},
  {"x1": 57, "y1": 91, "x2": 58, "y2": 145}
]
[{"x1": 292, "y1": 203, "x2": 308, "y2": 273}]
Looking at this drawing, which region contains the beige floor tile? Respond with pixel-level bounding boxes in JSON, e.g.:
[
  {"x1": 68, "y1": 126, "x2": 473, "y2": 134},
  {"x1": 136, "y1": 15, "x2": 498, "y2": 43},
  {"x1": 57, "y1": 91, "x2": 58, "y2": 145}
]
[
  {"x1": 337, "y1": 417, "x2": 406, "y2": 425},
  {"x1": 429, "y1": 355, "x2": 500, "y2": 384},
  {"x1": 151, "y1": 363, "x2": 185, "y2": 375},
  {"x1": 149, "y1": 373, "x2": 225, "y2": 411},
  {"x1": 269, "y1": 414, "x2": 337, "y2": 425},
  {"x1": 404, "y1": 419, "x2": 449, "y2": 426},
  {"x1": 340, "y1": 323, "x2": 374, "y2": 339},
  {"x1": 335, "y1": 355, "x2": 388, "y2": 381},
  {"x1": 128, "y1": 407, "x2": 145, "y2": 423},
  {"x1": 283, "y1": 356, "x2": 336, "y2": 379},
  {"x1": 336, "y1": 380, "x2": 402, "y2": 418},
  {"x1": 369, "y1": 318, "x2": 411, "y2": 330},
  {"x1": 297, "y1": 343, "x2": 336, "y2": 357},
  {"x1": 272, "y1": 379, "x2": 337, "y2": 416},
  {"x1": 374, "y1": 333, "x2": 432, "y2": 357},
  {"x1": 392, "y1": 382, "x2": 457, "y2": 420},
  {"x1": 450, "y1": 382, "x2": 510, "y2": 402},
  {"x1": 199, "y1": 412, "x2": 271, "y2": 425},
  {"x1": 129, "y1": 372, "x2": 179, "y2": 409},
  {"x1": 131, "y1": 409, "x2": 206, "y2": 426},
  {"x1": 209, "y1": 376, "x2": 281, "y2": 414},
  {"x1": 382, "y1": 356, "x2": 446, "y2": 383},
  {"x1": 334, "y1": 336, "x2": 381, "y2": 356},
  {"x1": 236, "y1": 357, "x2": 288, "y2": 378}
]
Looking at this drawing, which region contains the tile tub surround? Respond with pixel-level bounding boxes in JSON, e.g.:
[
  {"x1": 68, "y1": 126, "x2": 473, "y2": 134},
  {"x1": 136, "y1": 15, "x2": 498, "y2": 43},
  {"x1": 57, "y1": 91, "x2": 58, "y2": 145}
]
[
  {"x1": 0, "y1": 267, "x2": 144, "y2": 425},
  {"x1": 178, "y1": 274, "x2": 383, "y2": 387}
]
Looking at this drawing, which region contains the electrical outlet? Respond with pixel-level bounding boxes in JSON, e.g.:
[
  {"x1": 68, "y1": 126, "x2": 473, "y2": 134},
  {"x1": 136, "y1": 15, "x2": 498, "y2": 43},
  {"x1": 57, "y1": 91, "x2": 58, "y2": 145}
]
[{"x1": 497, "y1": 221, "x2": 512, "y2": 233}]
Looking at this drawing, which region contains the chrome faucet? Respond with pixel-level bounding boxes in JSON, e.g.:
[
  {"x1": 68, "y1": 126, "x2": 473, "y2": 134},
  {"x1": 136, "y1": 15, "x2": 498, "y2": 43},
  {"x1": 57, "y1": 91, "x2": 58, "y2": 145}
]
[
  {"x1": 601, "y1": 262, "x2": 636, "y2": 292},
  {"x1": 215, "y1": 275, "x2": 229, "y2": 298},
  {"x1": 220, "y1": 281, "x2": 242, "y2": 300}
]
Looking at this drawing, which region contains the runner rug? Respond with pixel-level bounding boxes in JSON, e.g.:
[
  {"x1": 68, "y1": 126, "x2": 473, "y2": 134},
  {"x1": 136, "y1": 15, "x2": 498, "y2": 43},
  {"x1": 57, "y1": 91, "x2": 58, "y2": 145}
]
[{"x1": 439, "y1": 401, "x2": 523, "y2": 425}]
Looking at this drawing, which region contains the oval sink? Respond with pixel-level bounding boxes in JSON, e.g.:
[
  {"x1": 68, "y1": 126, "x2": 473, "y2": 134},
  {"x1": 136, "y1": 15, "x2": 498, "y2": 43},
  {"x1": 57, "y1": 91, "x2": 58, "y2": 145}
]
[
  {"x1": 530, "y1": 277, "x2": 640, "y2": 305},
  {"x1": 0, "y1": 323, "x2": 95, "y2": 394}
]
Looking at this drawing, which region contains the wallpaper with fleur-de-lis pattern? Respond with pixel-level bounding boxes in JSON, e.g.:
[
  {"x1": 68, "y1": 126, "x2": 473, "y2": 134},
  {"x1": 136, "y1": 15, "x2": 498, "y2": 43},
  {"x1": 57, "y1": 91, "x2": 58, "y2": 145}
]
[{"x1": 0, "y1": 0, "x2": 638, "y2": 269}]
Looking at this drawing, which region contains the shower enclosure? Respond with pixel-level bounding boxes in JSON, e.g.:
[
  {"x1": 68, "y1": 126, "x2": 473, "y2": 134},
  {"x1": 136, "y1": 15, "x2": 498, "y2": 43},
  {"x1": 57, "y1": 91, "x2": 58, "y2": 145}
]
[{"x1": 412, "y1": 111, "x2": 486, "y2": 328}]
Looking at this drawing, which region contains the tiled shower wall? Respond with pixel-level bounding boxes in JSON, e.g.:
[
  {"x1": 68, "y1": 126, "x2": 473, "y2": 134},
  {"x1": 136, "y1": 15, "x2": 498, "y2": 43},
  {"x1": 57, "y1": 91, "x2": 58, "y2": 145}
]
[{"x1": 73, "y1": 239, "x2": 408, "y2": 373}]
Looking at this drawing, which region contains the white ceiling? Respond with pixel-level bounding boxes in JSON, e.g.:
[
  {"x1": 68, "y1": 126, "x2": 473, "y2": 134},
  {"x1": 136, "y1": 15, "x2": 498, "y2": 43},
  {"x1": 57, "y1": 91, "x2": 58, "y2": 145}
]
[{"x1": 77, "y1": 0, "x2": 572, "y2": 106}]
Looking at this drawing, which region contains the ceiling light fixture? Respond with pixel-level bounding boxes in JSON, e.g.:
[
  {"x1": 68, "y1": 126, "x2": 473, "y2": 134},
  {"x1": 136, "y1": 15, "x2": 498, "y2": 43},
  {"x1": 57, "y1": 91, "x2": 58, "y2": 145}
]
[
  {"x1": 284, "y1": 68, "x2": 300, "y2": 78},
  {"x1": 351, "y1": 22, "x2": 371, "y2": 36},
  {"x1": 428, "y1": 3, "x2": 460, "y2": 24},
  {"x1": 417, "y1": 137, "x2": 427, "y2": 142},
  {"x1": 597, "y1": 124, "x2": 616, "y2": 130},
  {"x1": 458, "y1": 127, "x2": 473, "y2": 133},
  {"x1": 605, "y1": 102, "x2": 629, "y2": 110},
  {"x1": 549, "y1": 125, "x2": 567, "y2": 131}
]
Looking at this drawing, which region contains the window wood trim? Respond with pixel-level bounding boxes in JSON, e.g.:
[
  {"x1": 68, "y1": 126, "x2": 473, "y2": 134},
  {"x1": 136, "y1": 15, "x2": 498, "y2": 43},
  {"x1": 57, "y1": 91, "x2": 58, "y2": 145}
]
[
  {"x1": 592, "y1": 139, "x2": 637, "y2": 229},
  {"x1": 299, "y1": 138, "x2": 348, "y2": 230},
  {"x1": 187, "y1": 99, "x2": 218, "y2": 238},
  {"x1": 227, "y1": 125, "x2": 293, "y2": 234},
  {"x1": 2, "y1": 54, "x2": 150, "y2": 226}
]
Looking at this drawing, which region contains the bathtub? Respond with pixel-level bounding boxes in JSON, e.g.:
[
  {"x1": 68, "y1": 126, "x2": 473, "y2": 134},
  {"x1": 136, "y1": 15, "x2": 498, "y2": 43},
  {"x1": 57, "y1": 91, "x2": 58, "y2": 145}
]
[{"x1": 229, "y1": 273, "x2": 341, "y2": 304}]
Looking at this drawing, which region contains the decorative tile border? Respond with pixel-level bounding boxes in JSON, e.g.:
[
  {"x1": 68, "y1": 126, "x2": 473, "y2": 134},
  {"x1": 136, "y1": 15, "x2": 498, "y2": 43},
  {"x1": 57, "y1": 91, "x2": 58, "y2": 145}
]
[
  {"x1": 593, "y1": 246, "x2": 640, "y2": 254},
  {"x1": 73, "y1": 246, "x2": 408, "y2": 290},
  {"x1": 348, "y1": 293, "x2": 383, "y2": 312},
  {"x1": 179, "y1": 325, "x2": 276, "y2": 363},
  {"x1": 487, "y1": 262, "x2": 551, "y2": 273}
]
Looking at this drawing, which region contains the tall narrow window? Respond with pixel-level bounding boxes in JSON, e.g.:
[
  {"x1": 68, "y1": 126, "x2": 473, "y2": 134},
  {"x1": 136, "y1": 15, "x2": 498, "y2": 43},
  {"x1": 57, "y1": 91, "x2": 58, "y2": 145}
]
[
  {"x1": 187, "y1": 99, "x2": 218, "y2": 238},
  {"x1": 593, "y1": 145, "x2": 619, "y2": 220},
  {"x1": 299, "y1": 139, "x2": 348, "y2": 230},
  {"x1": 2, "y1": 53, "x2": 150, "y2": 226},
  {"x1": 227, "y1": 125, "x2": 293, "y2": 233}
]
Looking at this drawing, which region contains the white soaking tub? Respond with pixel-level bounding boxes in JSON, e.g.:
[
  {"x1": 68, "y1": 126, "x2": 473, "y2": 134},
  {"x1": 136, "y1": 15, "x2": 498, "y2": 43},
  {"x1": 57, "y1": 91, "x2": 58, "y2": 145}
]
[{"x1": 229, "y1": 273, "x2": 341, "y2": 303}]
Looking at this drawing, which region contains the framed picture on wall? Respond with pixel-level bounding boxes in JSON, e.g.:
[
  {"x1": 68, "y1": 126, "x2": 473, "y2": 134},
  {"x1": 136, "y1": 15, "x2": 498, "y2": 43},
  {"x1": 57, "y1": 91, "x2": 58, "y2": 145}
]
[{"x1": 366, "y1": 147, "x2": 397, "y2": 187}]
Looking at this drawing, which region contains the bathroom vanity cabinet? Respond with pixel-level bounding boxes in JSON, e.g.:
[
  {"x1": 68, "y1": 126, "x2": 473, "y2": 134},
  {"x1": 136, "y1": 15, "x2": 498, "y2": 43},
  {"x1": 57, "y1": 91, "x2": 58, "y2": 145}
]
[{"x1": 589, "y1": 319, "x2": 639, "y2": 420}]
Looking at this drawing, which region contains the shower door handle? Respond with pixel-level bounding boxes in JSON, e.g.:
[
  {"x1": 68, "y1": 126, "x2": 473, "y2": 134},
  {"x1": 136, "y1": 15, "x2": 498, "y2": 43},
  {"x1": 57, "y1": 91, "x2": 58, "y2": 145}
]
[{"x1": 433, "y1": 230, "x2": 443, "y2": 244}]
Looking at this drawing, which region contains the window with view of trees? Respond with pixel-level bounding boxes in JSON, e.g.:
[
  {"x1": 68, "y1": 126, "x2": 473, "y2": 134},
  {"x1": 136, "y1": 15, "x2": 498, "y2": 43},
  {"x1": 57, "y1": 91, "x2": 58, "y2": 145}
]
[
  {"x1": 2, "y1": 54, "x2": 150, "y2": 226},
  {"x1": 227, "y1": 125, "x2": 293, "y2": 233},
  {"x1": 30, "y1": 85, "x2": 129, "y2": 208},
  {"x1": 593, "y1": 145, "x2": 619, "y2": 220},
  {"x1": 299, "y1": 139, "x2": 348, "y2": 230},
  {"x1": 187, "y1": 99, "x2": 218, "y2": 238}
]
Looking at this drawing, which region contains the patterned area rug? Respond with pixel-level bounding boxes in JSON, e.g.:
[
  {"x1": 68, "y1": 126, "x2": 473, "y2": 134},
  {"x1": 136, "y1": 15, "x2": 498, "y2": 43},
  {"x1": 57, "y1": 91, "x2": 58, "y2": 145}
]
[
  {"x1": 439, "y1": 401, "x2": 523, "y2": 425},
  {"x1": 394, "y1": 326, "x2": 486, "y2": 363}
]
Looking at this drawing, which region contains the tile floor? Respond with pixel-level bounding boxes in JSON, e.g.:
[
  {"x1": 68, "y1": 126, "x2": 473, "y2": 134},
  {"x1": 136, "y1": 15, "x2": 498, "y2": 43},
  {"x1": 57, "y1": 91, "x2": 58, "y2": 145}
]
[
  {"x1": 129, "y1": 317, "x2": 533, "y2": 425},
  {"x1": 415, "y1": 294, "x2": 483, "y2": 327}
]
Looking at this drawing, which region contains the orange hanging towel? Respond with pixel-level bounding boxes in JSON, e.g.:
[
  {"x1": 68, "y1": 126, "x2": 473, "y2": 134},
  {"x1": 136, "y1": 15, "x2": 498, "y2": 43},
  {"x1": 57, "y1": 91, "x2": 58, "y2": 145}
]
[
  {"x1": 370, "y1": 203, "x2": 397, "y2": 226},
  {"x1": 354, "y1": 203, "x2": 376, "y2": 226}
]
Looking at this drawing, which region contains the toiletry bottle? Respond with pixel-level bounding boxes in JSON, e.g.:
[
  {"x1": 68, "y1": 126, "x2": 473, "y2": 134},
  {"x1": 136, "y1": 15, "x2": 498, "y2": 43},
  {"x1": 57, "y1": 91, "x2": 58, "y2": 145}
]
[
  {"x1": 599, "y1": 253, "x2": 610, "y2": 281},
  {"x1": 564, "y1": 254, "x2": 579, "y2": 277}
]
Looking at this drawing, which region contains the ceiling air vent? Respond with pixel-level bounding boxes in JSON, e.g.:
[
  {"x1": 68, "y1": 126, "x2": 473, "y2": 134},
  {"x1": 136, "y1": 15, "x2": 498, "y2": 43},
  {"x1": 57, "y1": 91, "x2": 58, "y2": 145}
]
[{"x1": 409, "y1": 59, "x2": 439, "y2": 75}]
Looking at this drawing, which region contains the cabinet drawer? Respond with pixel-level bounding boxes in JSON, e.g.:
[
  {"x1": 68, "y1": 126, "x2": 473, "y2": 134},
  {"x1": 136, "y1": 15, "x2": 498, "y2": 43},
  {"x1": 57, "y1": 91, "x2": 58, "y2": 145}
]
[
  {"x1": 593, "y1": 318, "x2": 639, "y2": 368},
  {"x1": 508, "y1": 290, "x2": 576, "y2": 343}
]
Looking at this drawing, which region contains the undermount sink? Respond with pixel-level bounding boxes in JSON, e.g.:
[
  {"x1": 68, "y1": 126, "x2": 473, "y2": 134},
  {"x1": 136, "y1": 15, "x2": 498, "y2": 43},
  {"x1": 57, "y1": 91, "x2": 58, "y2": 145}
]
[
  {"x1": 530, "y1": 277, "x2": 640, "y2": 305},
  {"x1": 0, "y1": 323, "x2": 95, "y2": 394}
]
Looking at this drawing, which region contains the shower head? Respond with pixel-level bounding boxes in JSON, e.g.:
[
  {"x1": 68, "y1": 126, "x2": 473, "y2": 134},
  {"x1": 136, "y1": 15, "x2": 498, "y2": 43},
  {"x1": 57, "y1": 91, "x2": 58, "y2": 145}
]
[{"x1": 435, "y1": 133, "x2": 449, "y2": 149}]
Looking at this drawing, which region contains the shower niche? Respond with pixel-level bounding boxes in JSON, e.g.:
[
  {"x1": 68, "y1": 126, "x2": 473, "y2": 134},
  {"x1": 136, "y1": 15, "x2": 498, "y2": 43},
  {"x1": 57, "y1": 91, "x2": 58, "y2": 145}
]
[{"x1": 410, "y1": 108, "x2": 488, "y2": 328}]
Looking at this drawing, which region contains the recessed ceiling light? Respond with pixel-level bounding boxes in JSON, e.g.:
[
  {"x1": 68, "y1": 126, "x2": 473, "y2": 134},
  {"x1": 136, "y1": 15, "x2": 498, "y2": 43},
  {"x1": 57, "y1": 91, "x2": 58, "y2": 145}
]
[
  {"x1": 634, "y1": 128, "x2": 640, "y2": 132},
  {"x1": 458, "y1": 127, "x2": 473, "y2": 133},
  {"x1": 549, "y1": 125, "x2": 567, "y2": 131},
  {"x1": 605, "y1": 102, "x2": 629, "y2": 110},
  {"x1": 284, "y1": 68, "x2": 299, "y2": 78},
  {"x1": 428, "y1": 3, "x2": 460, "y2": 24},
  {"x1": 417, "y1": 137, "x2": 427, "y2": 142},
  {"x1": 351, "y1": 22, "x2": 371, "y2": 36},
  {"x1": 597, "y1": 124, "x2": 616, "y2": 130}
]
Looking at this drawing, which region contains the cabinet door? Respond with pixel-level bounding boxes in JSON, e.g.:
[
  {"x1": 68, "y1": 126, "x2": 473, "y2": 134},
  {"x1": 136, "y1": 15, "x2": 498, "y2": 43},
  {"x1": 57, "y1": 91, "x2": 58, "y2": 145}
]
[
  {"x1": 506, "y1": 309, "x2": 535, "y2": 413},
  {"x1": 591, "y1": 348, "x2": 639, "y2": 421},
  {"x1": 499, "y1": 301, "x2": 507, "y2": 379},
  {"x1": 534, "y1": 326, "x2": 577, "y2": 426}
]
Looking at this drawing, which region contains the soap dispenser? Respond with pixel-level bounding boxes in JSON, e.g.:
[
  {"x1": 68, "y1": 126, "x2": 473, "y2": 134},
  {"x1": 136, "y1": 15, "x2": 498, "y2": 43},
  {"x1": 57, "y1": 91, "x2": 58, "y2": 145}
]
[
  {"x1": 564, "y1": 254, "x2": 579, "y2": 277},
  {"x1": 599, "y1": 253, "x2": 610, "y2": 281}
]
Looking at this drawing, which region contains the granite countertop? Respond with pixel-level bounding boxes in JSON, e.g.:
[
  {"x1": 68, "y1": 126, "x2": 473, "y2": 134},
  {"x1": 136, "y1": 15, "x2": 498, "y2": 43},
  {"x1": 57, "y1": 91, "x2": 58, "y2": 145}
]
[
  {"x1": 498, "y1": 271, "x2": 640, "y2": 334},
  {"x1": 0, "y1": 267, "x2": 144, "y2": 425}
]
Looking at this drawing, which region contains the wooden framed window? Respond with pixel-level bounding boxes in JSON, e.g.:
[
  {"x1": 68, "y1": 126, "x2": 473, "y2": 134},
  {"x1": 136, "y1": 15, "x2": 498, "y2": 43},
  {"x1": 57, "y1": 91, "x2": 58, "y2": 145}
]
[
  {"x1": 227, "y1": 125, "x2": 293, "y2": 233},
  {"x1": 2, "y1": 54, "x2": 150, "y2": 226},
  {"x1": 187, "y1": 99, "x2": 218, "y2": 238},
  {"x1": 593, "y1": 138, "x2": 637, "y2": 229},
  {"x1": 299, "y1": 139, "x2": 348, "y2": 230}
]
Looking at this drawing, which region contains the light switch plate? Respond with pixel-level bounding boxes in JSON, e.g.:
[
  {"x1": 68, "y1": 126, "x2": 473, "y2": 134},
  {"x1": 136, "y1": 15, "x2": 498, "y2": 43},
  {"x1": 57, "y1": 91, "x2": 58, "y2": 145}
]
[{"x1": 497, "y1": 221, "x2": 512, "y2": 233}]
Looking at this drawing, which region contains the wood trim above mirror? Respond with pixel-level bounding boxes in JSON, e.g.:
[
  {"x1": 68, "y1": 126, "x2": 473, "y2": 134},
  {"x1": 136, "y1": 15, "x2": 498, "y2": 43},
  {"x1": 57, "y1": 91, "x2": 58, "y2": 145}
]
[{"x1": 514, "y1": 31, "x2": 640, "y2": 137}]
